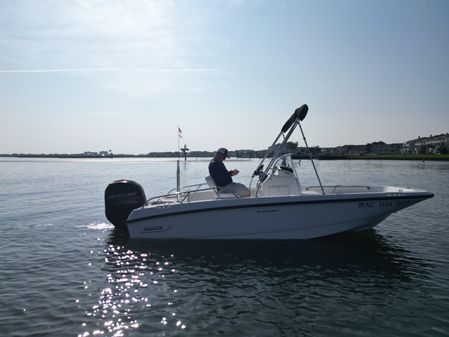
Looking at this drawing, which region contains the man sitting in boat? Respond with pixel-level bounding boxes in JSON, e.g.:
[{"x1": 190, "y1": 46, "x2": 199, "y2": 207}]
[{"x1": 209, "y1": 148, "x2": 251, "y2": 198}]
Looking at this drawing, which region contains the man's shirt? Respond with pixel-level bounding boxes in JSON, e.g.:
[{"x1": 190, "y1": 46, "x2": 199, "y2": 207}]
[{"x1": 209, "y1": 159, "x2": 233, "y2": 187}]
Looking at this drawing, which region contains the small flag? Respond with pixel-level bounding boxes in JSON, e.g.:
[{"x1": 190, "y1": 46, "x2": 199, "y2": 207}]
[{"x1": 178, "y1": 126, "x2": 183, "y2": 138}]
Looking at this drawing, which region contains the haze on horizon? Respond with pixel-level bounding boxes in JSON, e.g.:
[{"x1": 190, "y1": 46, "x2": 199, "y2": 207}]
[{"x1": 0, "y1": 0, "x2": 448, "y2": 154}]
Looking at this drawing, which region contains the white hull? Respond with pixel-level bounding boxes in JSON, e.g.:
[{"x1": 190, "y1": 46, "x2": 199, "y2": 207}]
[
  {"x1": 106, "y1": 106, "x2": 434, "y2": 240},
  {"x1": 126, "y1": 188, "x2": 432, "y2": 239}
]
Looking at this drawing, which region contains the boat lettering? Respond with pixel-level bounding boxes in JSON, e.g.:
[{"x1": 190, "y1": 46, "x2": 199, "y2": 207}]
[
  {"x1": 108, "y1": 192, "x2": 139, "y2": 200},
  {"x1": 142, "y1": 225, "x2": 170, "y2": 232},
  {"x1": 255, "y1": 209, "x2": 279, "y2": 213},
  {"x1": 358, "y1": 201, "x2": 393, "y2": 208}
]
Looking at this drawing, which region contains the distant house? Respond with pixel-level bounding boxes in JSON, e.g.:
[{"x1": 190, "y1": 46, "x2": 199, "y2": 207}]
[
  {"x1": 320, "y1": 147, "x2": 334, "y2": 156},
  {"x1": 255, "y1": 150, "x2": 268, "y2": 158},
  {"x1": 335, "y1": 145, "x2": 367, "y2": 155},
  {"x1": 404, "y1": 133, "x2": 449, "y2": 154},
  {"x1": 297, "y1": 146, "x2": 321, "y2": 156},
  {"x1": 384, "y1": 143, "x2": 403, "y2": 154},
  {"x1": 267, "y1": 142, "x2": 298, "y2": 156},
  {"x1": 367, "y1": 142, "x2": 403, "y2": 154}
]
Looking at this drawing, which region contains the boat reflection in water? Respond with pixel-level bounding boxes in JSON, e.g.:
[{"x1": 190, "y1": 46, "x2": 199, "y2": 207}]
[
  {"x1": 84, "y1": 229, "x2": 430, "y2": 336},
  {"x1": 112, "y1": 230, "x2": 426, "y2": 281}
]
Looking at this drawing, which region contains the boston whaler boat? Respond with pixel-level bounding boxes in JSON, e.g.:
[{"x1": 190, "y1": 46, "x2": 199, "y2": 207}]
[{"x1": 104, "y1": 104, "x2": 433, "y2": 239}]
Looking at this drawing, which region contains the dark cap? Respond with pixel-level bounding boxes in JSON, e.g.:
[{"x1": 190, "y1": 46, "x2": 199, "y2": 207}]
[{"x1": 216, "y1": 148, "x2": 229, "y2": 158}]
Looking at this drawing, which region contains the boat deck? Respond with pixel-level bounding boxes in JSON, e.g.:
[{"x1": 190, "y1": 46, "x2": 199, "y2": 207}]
[{"x1": 145, "y1": 185, "x2": 420, "y2": 207}]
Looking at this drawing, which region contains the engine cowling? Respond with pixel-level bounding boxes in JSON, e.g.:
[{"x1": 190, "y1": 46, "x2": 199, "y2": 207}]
[{"x1": 105, "y1": 180, "x2": 146, "y2": 231}]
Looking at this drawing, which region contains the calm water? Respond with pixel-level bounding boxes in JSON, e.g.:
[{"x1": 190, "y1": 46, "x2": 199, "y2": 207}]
[{"x1": 0, "y1": 158, "x2": 448, "y2": 337}]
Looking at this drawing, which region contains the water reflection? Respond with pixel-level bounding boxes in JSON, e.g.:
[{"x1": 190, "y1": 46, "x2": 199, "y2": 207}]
[
  {"x1": 77, "y1": 230, "x2": 431, "y2": 336},
  {"x1": 80, "y1": 230, "x2": 185, "y2": 337},
  {"x1": 117, "y1": 231, "x2": 417, "y2": 277}
]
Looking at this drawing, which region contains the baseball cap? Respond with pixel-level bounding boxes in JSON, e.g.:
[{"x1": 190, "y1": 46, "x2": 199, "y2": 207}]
[{"x1": 217, "y1": 148, "x2": 230, "y2": 158}]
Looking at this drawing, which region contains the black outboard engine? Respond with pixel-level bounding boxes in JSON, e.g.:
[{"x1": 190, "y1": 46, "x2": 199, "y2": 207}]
[{"x1": 105, "y1": 180, "x2": 146, "y2": 231}]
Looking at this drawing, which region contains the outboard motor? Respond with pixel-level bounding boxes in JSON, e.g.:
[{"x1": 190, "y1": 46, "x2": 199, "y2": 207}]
[{"x1": 105, "y1": 180, "x2": 146, "y2": 231}]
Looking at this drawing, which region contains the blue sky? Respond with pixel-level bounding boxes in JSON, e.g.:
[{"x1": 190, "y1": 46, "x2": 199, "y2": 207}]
[{"x1": 0, "y1": 0, "x2": 448, "y2": 153}]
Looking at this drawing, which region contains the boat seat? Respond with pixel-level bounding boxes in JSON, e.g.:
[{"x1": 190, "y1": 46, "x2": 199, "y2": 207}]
[
  {"x1": 205, "y1": 176, "x2": 216, "y2": 188},
  {"x1": 188, "y1": 190, "x2": 216, "y2": 202},
  {"x1": 204, "y1": 176, "x2": 236, "y2": 199}
]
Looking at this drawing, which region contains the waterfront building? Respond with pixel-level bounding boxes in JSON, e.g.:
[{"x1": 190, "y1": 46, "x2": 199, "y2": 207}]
[
  {"x1": 83, "y1": 151, "x2": 99, "y2": 157},
  {"x1": 267, "y1": 142, "x2": 298, "y2": 156},
  {"x1": 367, "y1": 142, "x2": 403, "y2": 154},
  {"x1": 297, "y1": 146, "x2": 321, "y2": 156},
  {"x1": 334, "y1": 145, "x2": 367, "y2": 155},
  {"x1": 404, "y1": 133, "x2": 449, "y2": 154}
]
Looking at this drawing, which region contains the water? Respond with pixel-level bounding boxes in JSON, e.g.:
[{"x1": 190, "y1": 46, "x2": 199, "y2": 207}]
[{"x1": 0, "y1": 158, "x2": 448, "y2": 337}]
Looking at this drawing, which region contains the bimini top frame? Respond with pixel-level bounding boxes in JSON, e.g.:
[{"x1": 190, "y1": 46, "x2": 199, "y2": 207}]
[{"x1": 252, "y1": 104, "x2": 325, "y2": 195}]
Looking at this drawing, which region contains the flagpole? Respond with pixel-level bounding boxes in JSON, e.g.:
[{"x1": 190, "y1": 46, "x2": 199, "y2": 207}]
[{"x1": 176, "y1": 127, "x2": 181, "y2": 193}]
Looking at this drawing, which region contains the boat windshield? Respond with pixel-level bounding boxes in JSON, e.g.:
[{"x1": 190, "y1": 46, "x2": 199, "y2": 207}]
[{"x1": 274, "y1": 154, "x2": 296, "y2": 172}]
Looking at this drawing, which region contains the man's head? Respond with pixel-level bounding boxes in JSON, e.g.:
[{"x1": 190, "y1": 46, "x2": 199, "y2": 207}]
[{"x1": 214, "y1": 148, "x2": 229, "y2": 161}]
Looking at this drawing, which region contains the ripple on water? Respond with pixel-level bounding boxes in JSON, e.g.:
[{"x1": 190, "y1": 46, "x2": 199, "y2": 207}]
[
  {"x1": 77, "y1": 241, "x2": 186, "y2": 337},
  {"x1": 71, "y1": 231, "x2": 442, "y2": 336},
  {"x1": 1, "y1": 159, "x2": 449, "y2": 337}
]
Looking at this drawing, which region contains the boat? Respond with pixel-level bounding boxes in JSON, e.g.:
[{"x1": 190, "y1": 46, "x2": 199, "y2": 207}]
[{"x1": 104, "y1": 104, "x2": 434, "y2": 239}]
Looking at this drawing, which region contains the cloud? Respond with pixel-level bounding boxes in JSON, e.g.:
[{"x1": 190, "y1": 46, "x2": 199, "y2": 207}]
[
  {"x1": 103, "y1": 70, "x2": 223, "y2": 97},
  {"x1": 0, "y1": 0, "x2": 224, "y2": 95},
  {"x1": 0, "y1": 68, "x2": 222, "y2": 74}
]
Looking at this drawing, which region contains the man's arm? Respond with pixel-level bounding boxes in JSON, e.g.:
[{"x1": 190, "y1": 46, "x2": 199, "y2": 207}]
[{"x1": 229, "y1": 169, "x2": 239, "y2": 176}]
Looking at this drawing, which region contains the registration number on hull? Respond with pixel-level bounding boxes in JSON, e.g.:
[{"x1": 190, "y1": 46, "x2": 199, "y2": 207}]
[{"x1": 358, "y1": 200, "x2": 413, "y2": 208}]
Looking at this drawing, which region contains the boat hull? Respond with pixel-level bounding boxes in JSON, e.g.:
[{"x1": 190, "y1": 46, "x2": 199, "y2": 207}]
[{"x1": 126, "y1": 191, "x2": 433, "y2": 239}]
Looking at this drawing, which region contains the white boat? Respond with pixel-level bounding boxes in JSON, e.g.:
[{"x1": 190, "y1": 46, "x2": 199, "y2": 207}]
[{"x1": 104, "y1": 104, "x2": 433, "y2": 239}]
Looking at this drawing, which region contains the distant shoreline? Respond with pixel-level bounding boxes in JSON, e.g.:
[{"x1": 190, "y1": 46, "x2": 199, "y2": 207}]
[
  {"x1": 1, "y1": 154, "x2": 449, "y2": 161},
  {"x1": 312, "y1": 154, "x2": 449, "y2": 161}
]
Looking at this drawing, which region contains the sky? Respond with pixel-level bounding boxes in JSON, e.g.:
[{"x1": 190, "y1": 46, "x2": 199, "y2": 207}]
[{"x1": 0, "y1": 0, "x2": 448, "y2": 154}]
